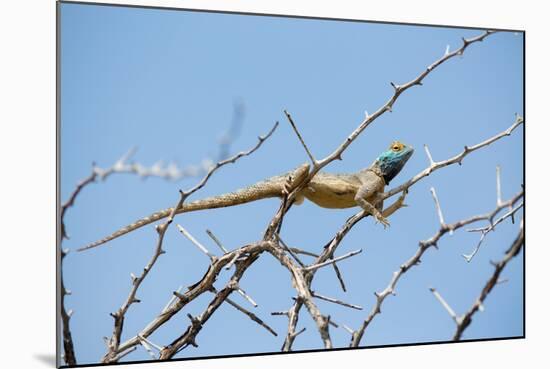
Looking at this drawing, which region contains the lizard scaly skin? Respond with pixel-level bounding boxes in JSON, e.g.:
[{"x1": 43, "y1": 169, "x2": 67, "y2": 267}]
[{"x1": 78, "y1": 141, "x2": 413, "y2": 251}]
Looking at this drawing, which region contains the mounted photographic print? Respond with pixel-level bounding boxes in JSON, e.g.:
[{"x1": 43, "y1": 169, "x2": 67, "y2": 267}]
[{"x1": 57, "y1": 1, "x2": 524, "y2": 367}]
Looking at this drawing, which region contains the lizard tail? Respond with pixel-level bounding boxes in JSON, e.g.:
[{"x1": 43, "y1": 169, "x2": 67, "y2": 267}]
[{"x1": 76, "y1": 177, "x2": 286, "y2": 252}]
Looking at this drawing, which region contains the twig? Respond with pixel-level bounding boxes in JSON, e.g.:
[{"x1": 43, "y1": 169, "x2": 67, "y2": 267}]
[
  {"x1": 271, "y1": 311, "x2": 289, "y2": 316},
  {"x1": 275, "y1": 233, "x2": 305, "y2": 267},
  {"x1": 235, "y1": 285, "x2": 258, "y2": 308},
  {"x1": 161, "y1": 285, "x2": 183, "y2": 313},
  {"x1": 177, "y1": 225, "x2": 216, "y2": 261},
  {"x1": 111, "y1": 346, "x2": 137, "y2": 362},
  {"x1": 454, "y1": 220, "x2": 524, "y2": 340},
  {"x1": 139, "y1": 334, "x2": 164, "y2": 352},
  {"x1": 303, "y1": 249, "x2": 363, "y2": 272},
  {"x1": 429, "y1": 287, "x2": 460, "y2": 325},
  {"x1": 496, "y1": 165, "x2": 503, "y2": 206},
  {"x1": 224, "y1": 250, "x2": 242, "y2": 270},
  {"x1": 430, "y1": 187, "x2": 447, "y2": 232},
  {"x1": 289, "y1": 247, "x2": 318, "y2": 257},
  {"x1": 223, "y1": 296, "x2": 277, "y2": 336},
  {"x1": 332, "y1": 264, "x2": 347, "y2": 292},
  {"x1": 206, "y1": 229, "x2": 229, "y2": 254},
  {"x1": 138, "y1": 336, "x2": 158, "y2": 360},
  {"x1": 284, "y1": 110, "x2": 317, "y2": 165},
  {"x1": 311, "y1": 291, "x2": 363, "y2": 310},
  {"x1": 281, "y1": 301, "x2": 303, "y2": 351},
  {"x1": 424, "y1": 144, "x2": 436, "y2": 166}
]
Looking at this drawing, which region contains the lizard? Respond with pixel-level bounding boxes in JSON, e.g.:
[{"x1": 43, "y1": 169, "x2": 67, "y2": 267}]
[{"x1": 78, "y1": 141, "x2": 414, "y2": 252}]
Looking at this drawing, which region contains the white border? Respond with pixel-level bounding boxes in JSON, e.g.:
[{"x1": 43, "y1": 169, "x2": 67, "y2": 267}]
[{"x1": 1, "y1": 1, "x2": 547, "y2": 368}]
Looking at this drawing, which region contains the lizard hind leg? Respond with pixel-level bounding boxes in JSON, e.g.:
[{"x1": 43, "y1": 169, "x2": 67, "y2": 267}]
[
  {"x1": 282, "y1": 163, "x2": 310, "y2": 196},
  {"x1": 294, "y1": 194, "x2": 305, "y2": 205}
]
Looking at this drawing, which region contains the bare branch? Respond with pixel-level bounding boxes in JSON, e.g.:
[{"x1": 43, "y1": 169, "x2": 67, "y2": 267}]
[
  {"x1": 161, "y1": 285, "x2": 183, "y2": 313},
  {"x1": 111, "y1": 346, "x2": 137, "y2": 362},
  {"x1": 496, "y1": 165, "x2": 503, "y2": 206},
  {"x1": 315, "y1": 30, "x2": 497, "y2": 171},
  {"x1": 223, "y1": 296, "x2": 277, "y2": 336},
  {"x1": 235, "y1": 285, "x2": 258, "y2": 308},
  {"x1": 205, "y1": 229, "x2": 229, "y2": 254},
  {"x1": 102, "y1": 189, "x2": 184, "y2": 363},
  {"x1": 158, "y1": 253, "x2": 265, "y2": 359},
  {"x1": 424, "y1": 144, "x2": 436, "y2": 166},
  {"x1": 350, "y1": 189, "x2": 523, "y2": 347},
  {"x1": 429, "y1": 287, "x2": 461, "y2": 325},
  {"x1": 266, "y1": 246, "x2": 333, "y2": 349},
  {"x1": 59, "y1": 249, "x2": 76, "y2": 366},
  {"x1": 303, "y1": 249, "x2": 363, "y2": 272},
  {"x1": 275, "y1": 233, "x2": 306, "y2": 268},
  {"x1": 284, "y1": 110, "x2": 317, "y2": 165},
  {"x1": 430, "y1": 187, "x2": 447, "y2": 232},
  {"x1": 99, "y1": 122, "x2": 279, "y2": 361},
  {"x1": 110, "y1": 242, "x2": 270, "y2": 360},
  {"x1": 75, "y1": 30, "x2": 507, "y2": 360},
  {"x1": 311, "y1": 291, "x2": 363, "y2": 310},
  {"x1": 454, "y1": 220, "x2": 524, "y2": 340},
  {"x1": 176, "y1": 225, "x2": 216, "y2": 261}
]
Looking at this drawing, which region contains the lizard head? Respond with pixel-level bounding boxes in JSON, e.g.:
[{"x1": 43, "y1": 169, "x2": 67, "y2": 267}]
[{"x1": 374, "y1": 141, "x2": 414, "y2": 184}]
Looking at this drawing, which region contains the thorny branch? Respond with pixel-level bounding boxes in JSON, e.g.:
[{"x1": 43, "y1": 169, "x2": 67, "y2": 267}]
[
  {"x1": 103, "y1": 123, "x2": 279, "y2": 361},
  {"x1": 383, "y1": 114, "x2": 523, "y2": 200},
  {"x1": 429, "y1": 219, "x2": 524, "y2": 340},
  {"x1": 265, "y1": 30, "x2": 499, "y2": 350},
  {"x1": 66, "y1": 30, "x2": 524, "y2": 361},
  {"x1": 277, "y1": 113, "x2": 521, "y2": 350},
  {"x1": 453, "y1": 219, "x2": 524, "y2": 340},
  {"x1": 59, "y1": 106, "x2": 246, "y2": 364},
  {"x1": 102, "y1": 190, "x2": 185, "y2": 362},
  {"x1": 349, "y1": 187, "x2": 523, "y2": 347}
]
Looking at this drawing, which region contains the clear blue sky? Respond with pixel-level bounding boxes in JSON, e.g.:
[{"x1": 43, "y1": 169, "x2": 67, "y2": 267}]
[{"x1": 60, "y1": 3, "x2": 524, "y2": 365}]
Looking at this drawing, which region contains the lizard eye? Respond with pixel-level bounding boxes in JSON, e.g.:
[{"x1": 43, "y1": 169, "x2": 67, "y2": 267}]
[{"x1": 392, "y1": 144, "x2": 401, "y2": 151}]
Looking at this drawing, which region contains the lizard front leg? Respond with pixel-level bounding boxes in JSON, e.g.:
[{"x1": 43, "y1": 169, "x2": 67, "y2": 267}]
[
  {"x1": 381, "y1": 189, "x2": 408, "y2": 218},
  {"x1": 355, "y1": 183, "x2": 390, "y2": 227}
]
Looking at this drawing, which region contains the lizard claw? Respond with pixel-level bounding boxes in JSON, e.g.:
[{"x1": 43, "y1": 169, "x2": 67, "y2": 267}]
[{"x1": 374, "y1": 214, "x2": 391, "y2": 228}]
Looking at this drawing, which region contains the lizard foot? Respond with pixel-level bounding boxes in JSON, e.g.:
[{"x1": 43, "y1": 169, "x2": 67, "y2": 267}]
[
  {"x1": 395, "y1": 189, "x2": 409, "y2": 209},
  {"x1": 374, "y1": 212, "x2": 390, "y2": 228}
]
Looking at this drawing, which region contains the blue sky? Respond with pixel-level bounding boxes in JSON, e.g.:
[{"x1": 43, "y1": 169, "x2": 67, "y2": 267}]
[{"x1": 60, "y1": 3, "x2": 524, "y2": 365}]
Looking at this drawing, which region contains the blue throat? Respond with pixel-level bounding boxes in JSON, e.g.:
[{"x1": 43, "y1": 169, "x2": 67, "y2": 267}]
[{"x1": 374, "y1": 146, "x2": 413, "y2": 184}]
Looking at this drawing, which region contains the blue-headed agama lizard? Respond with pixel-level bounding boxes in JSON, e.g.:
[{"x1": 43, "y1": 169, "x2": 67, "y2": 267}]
[{"x1": 78, "y1": 141, "x2": 414, "y2": 251}]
